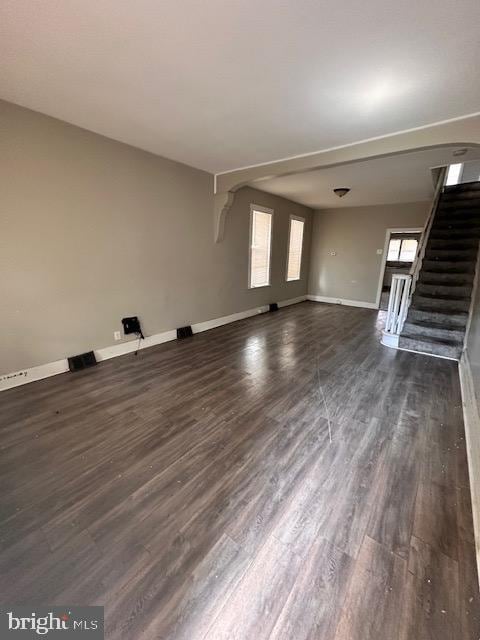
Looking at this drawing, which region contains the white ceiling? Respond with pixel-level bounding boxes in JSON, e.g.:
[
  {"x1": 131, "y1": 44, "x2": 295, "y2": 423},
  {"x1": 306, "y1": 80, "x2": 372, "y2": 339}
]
[
  {"x1": 1, "y1": 0, "x2": 479, "y2": 174},
  {"x1": 248, "y1": 148, "x2": 480, "y2": 209}
]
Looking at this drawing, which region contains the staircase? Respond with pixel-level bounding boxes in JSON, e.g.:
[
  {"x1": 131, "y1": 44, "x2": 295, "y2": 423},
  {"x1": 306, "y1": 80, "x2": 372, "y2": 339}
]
[{"x1": 399, "y1": 181, "x2": 480, "y2": 359}]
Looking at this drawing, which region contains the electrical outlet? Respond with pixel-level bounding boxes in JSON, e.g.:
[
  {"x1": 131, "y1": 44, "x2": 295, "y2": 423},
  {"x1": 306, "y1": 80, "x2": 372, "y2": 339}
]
[{"x1": 114, "y1": 331, "x2": 121, "y2": 341}]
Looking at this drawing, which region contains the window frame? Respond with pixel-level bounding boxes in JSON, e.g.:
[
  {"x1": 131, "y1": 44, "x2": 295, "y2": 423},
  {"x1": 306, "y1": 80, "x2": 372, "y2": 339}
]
[
  {"x1": 285, "y1": 214, "x2": 305, "y2": 282},
  {"x1": 386, "y1": 236, "x2": 418, "y2": 263},
  {"x1": 248, "y1": 203, "x2": 274, "y2": 289}
]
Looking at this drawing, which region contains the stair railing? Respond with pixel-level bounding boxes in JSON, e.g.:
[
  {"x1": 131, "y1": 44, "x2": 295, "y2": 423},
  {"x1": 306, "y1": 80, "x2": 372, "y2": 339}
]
[
  {"x1": 409, "y1": 165, "x2": 447, "y2": 296},
  {"x1": 382, "y1": 166, "x2": 446, "y2": 348},
  {"x1": 384, "y1": 274, "x2": 412, "y2": 335}
]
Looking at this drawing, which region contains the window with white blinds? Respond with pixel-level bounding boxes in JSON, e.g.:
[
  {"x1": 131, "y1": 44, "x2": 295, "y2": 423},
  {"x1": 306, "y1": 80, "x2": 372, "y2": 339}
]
[
  {"x1": 249, "y1": 206, "x2": 273, "y2": 288},
  {"x1": 286, "y1": 216, "x2": 305, "y2": 281}
]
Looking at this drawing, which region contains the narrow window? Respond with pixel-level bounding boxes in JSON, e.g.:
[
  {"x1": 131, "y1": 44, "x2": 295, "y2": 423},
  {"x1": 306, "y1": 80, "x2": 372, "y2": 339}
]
[
  {"x1": 286, "y1": 216, "x2": 305, "y2": 281},
  {"x1": 249, "y1": 205, "x2": 273, "y2": 288},
  {"x1": 445, "y1": 163, "x2": 463, "y2": 186}
]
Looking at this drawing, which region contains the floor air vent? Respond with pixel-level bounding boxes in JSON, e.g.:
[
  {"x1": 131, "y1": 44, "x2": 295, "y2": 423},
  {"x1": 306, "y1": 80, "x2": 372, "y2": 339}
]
[
  {"x1": 68, "y1": 351, "x2": 97, "y2": 372},
  {"x1": 177, "y1": 326, "x2": 193, "y2": 339}
]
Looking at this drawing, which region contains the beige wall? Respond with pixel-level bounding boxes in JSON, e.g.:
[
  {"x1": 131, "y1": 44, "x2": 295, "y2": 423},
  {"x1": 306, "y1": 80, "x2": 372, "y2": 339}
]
[
  {"x1": 308, "y1": 202, "x2": 430, "y2": 305},
  {"x1": 0, "y1": 100, "x2": 312, "y2": 374}
]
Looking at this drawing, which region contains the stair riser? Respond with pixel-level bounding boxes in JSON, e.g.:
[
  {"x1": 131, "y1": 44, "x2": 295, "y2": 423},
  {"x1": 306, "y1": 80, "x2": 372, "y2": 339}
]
[
  {"x1": 412, "y1": 297, "x2": 471, "y2": 312},
  {"x1": 430, "y1": 229, "x2": 480, "y2": 239},
  {"x1": 437, "y1": 202, "x2": 480, "y2": 211},
  {"x1": 416, "y1": 283, "x2": 473, "y2": 298},
  {"x1": 438, "y1": 198, "x2": 477, "y2": 211},
  {"x1": 433, "y1": 222, "x2": 480, "y2": 232},
  {"x1": 424, "y1": 250, "x2": 477, "y2": 262},
  {"x1": 408, "y1": 308, "x2": 467, "y2": 326},
  {"x1": 442, "y1": 193, "x2": 480, "y2": 202},
  {"x1": 428, "y1": 238, "x2": 479, "y2": 250},
  {"x1": 444, "y1": 182, "x2": 480, "y2": 193},
  {"x1": 419, "y1": 272, "x2": 474, "y2": 286},
  {"x1": 398, "y1": 336, "x2": 461, "y2": 360},
  {"x1": 435, "y1": 213, "x2": 480, "y2": 224},
  {"x1": 422, "y1": 260, "x2": 476, "y2": 274},
  {"x1": 402, "y1": 322, "x2": 464, "y2": 342}
]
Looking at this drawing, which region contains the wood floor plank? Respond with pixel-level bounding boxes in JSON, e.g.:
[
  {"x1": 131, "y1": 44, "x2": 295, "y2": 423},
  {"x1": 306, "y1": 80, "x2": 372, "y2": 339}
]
[
  {"x1": 367, "y1": 409, "x2": 424, "y2": 559},
  {"x1": 269, "y1": 537, "x2": 352, "y2": 640},
  {"x1": 457, "y1": 486, "x2": 480, "y2": 638},
  {"x1": 333, "y1": 535, "x2": 407, "y2": 640},
  {"x1": 202, "y1": 535, "x2": 303, "y2": 640},
  {"x1": 400, "y1": 535, "x2": 460, "y2": 640},
  {"x1": 413, "y1": 480, "x2": 459, "y2": 561}
]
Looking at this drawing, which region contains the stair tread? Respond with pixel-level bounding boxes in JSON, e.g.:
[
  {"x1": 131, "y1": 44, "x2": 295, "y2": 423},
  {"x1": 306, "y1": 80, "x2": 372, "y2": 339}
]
[{"x1": 409, "y1": 306, "x2": 468, "y2": 317}]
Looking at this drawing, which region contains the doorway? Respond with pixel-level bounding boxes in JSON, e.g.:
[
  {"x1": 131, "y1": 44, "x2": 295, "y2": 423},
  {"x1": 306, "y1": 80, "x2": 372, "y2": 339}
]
[{"x1": 376, "y1": 228, "x2": 423, "y2": 310}]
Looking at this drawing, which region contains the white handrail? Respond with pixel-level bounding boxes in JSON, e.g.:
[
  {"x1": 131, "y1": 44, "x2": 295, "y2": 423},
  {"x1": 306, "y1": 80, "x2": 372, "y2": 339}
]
[
  {"x1": 410, "y1": 165, "x2": 447, "y2": 296},
  {"x1": 384, "y1": 274, "x2": 412, "y2": 335}
]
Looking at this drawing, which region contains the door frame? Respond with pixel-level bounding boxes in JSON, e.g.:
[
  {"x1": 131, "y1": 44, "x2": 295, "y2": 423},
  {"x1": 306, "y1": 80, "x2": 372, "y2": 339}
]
[{"x1": 375, "y1": 227, "x2": 424, "y2": 309}]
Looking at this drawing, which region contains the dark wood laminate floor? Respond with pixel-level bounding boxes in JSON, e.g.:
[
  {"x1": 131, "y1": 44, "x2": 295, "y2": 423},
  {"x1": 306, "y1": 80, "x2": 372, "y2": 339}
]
[{"x1": 1, "y1": 301, "x2": 479, "y2": 639}]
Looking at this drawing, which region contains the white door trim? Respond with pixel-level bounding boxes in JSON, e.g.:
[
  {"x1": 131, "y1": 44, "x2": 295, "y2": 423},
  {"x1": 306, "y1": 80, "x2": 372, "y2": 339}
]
[{"x1": 374, "y1": 227, "x2": 424, "y2": 309}]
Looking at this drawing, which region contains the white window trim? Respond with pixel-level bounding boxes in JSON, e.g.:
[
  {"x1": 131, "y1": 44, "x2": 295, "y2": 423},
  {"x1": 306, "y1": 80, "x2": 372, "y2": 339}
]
[
  {"x1": 286, "y1": 214, "x2": 305, "y2": 282},
  {"x1": 248, "y1": 204, "x2": 274, "y2": 289}
]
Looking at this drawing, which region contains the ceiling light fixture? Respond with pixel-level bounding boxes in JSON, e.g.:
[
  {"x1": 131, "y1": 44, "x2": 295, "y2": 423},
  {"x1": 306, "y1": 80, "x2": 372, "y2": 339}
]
[
  {"x1": 453, "y1": 148, "x2": 468, "y2": 157},
  {"x1": 333, "y1": 188, "x2": 350, "y2": 198}
]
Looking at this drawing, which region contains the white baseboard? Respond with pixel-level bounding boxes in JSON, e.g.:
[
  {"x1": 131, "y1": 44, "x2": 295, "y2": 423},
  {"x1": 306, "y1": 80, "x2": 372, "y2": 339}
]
[
  {"x1": 96, "y1": 329, "x2": 178, "y2": 361},
  {"x1": 0, "y1": 359, "x2": 70, "y2": 391},
  {"x1": 277, "y1": 295, "x2": 308, "y2": 308},
  {"x1": 191, "y1": 305, "x2": 268, "y2": 333},
  {"x1": 307, "y1": 294, "x2": 377, "y2": 309},
  {"x1": 0, "y1": 295, "x2": 308, "y2": 392},
  {"x1": 458, "y1": 351, "x2": 480, "y2": 588}
]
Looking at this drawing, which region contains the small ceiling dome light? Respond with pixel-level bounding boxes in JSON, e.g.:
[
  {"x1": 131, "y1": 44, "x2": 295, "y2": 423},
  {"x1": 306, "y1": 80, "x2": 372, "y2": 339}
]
[
  {"x1": 453, "y1": 148, "x2": 468, "y2": 157},
  {"x1": 333, "y1": 187, "x2": 350, "y2": 198}
]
